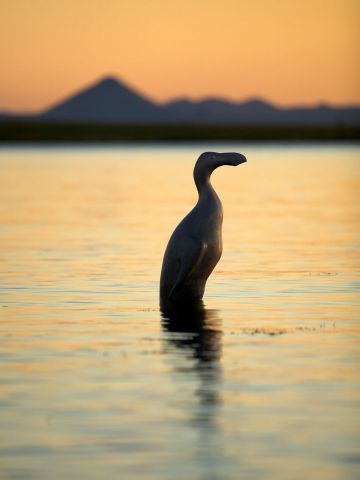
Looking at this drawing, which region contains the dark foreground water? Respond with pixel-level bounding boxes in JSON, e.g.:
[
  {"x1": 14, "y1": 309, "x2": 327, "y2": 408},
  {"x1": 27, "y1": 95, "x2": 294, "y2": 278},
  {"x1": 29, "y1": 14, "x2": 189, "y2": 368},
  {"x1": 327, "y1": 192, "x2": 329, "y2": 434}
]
[{"x1": 0, "y1": 143, "x2": 359, "y2": 479}]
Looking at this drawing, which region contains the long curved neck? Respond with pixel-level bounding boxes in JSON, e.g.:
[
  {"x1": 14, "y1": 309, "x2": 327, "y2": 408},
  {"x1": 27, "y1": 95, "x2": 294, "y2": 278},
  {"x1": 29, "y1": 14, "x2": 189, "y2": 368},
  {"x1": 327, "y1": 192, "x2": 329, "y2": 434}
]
[{"x1": 194, "y1": 164, "x2": 217, "y2": 198}]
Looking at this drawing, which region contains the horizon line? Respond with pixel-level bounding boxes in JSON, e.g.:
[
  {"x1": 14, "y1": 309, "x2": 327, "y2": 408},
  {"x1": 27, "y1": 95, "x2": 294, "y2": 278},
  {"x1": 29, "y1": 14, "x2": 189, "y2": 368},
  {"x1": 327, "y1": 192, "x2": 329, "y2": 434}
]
[{"x1": 2, "y1": 74, "x2": 360, "y2": 116}]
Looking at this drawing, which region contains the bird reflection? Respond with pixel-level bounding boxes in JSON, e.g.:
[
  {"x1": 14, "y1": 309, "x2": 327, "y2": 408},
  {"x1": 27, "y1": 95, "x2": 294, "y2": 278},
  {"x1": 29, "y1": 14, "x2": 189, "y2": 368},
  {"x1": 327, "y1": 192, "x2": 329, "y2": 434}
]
[{"x1": 161, "y1": 299, "x2": 222, "y2": 430}]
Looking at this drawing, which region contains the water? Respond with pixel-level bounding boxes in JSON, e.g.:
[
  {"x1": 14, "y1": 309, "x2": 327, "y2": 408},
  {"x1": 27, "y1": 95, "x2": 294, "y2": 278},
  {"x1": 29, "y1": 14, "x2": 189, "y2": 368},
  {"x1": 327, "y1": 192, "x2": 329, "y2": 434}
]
[{"x1": 0, "y1": 143, "x2": 359, "y2": 480}]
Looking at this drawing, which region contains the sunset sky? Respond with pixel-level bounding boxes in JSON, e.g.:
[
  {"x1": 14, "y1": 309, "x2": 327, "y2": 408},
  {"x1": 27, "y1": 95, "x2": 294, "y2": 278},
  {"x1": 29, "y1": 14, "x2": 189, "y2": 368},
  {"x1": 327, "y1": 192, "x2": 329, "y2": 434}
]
[{"x1": 1, "y1": 0, "x2": 359, "y2": 112}]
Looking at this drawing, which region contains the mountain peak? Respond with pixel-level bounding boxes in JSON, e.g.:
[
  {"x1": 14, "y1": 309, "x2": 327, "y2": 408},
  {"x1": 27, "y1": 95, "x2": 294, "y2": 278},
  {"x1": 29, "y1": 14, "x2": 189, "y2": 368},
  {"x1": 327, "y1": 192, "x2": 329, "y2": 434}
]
[
  {"x1": 42, "y1": 75, "x2": 160, "y2": 122},
  {"x1": 95, "y1": 76, "x2": 122, "y2": 88},
  {"x1": 91, "y1": 75, "x2": 132, "y2": 92}
]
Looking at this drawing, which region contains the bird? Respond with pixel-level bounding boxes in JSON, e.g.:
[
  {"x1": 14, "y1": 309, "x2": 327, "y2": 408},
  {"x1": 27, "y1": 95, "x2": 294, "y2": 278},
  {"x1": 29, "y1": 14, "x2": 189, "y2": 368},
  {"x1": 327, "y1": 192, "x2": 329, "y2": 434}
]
[{"x1": 160, "y1": 151, "x2": 246, "y2": 305}]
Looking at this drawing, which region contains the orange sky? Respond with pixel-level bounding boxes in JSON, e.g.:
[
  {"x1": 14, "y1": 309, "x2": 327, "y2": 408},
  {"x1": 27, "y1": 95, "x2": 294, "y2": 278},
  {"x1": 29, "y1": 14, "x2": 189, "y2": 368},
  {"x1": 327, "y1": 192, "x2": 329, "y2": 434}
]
[{"x1": 1, "y1": 0, "x2": 359, "y2": 112}]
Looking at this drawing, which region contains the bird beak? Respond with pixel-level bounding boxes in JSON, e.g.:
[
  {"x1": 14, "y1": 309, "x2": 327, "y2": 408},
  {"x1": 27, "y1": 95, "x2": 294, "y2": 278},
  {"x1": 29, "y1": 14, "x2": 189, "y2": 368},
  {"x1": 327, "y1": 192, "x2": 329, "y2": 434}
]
[{"x1": 218, "y1": 152, "x2": 247, "y2": 166}]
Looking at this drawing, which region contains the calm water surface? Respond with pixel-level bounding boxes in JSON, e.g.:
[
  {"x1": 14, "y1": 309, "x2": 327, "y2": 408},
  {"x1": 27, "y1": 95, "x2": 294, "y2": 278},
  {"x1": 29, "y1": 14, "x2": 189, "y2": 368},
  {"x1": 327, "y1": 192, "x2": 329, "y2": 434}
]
[{"x1": 0, "y1": 143, "x2": 359, "y2": 479}]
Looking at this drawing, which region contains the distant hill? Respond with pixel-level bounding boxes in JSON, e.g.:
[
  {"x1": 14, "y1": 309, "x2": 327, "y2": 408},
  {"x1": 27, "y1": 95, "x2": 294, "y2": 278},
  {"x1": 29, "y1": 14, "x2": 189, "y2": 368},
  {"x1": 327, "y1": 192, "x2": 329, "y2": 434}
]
[
  {"x1": 163, "y1": 98, "x2": 360, "y2": 126},
  {"x1": 2, "y1": 76, "x2": 360, "y2": 126},
  {"x1": 42, "y1": 76, "x2": 162, "y2": 122}
]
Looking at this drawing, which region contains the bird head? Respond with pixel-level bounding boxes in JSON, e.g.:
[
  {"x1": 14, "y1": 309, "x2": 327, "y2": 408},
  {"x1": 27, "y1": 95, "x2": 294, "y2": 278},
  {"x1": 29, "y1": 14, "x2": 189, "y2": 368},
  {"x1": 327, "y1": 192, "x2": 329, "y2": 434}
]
[
  {"x1": 193, "y1": 151, "x2": 247, "y2": 193},
  {"x1": 197, "y1": 151, "x2": 247, "y2": 169}
]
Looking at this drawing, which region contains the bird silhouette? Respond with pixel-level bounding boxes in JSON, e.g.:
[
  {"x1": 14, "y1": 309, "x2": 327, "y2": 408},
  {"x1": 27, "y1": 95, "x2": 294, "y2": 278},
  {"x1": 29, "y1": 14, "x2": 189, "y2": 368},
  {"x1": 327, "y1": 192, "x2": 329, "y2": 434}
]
[{"x1": 160, "y1": 151, "x2": 246, "y2": 304}]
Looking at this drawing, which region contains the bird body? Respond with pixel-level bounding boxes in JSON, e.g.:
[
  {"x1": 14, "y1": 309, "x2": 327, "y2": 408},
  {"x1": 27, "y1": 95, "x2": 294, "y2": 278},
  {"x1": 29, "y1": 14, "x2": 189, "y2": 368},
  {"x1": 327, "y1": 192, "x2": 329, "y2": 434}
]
[{"x1": 160, "y1": 152, "x2": 246, "y2": 303}]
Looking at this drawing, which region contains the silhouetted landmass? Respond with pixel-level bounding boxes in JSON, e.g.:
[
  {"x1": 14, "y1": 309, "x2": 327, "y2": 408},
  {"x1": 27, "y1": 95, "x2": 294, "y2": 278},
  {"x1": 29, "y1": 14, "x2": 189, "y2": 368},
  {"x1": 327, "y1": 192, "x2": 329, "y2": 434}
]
[
  {"x1": 42, "y1": 77, "x2": 163, "y2": 123},
  {"x1": 163, "y1": 98, "x2": 360, "y2": 126},
  {"x1": 1, "y1": 76, "x2": 360, "y2": 140}
]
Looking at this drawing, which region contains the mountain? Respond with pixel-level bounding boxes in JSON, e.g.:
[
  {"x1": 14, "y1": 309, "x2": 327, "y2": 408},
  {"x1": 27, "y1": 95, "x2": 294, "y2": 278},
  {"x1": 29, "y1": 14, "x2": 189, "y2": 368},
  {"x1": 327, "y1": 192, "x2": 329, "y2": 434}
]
[
  {"x1": 41, "y1": 76, "x2": 163, "y2": 122},
  {"x1": 164, "y1": 98, "x2": 360, "y2": 126},
  {"x1": 163, "y1": 98, "x2": 280, "y2": 123},
  {"x1": 3, "y1": 76, "x2": 360, "y2": 126}
]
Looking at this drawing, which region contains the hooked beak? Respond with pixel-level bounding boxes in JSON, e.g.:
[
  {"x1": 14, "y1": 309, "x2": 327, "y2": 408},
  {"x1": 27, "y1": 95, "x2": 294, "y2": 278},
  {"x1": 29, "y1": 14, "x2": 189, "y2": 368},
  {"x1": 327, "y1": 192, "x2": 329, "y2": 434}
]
[{"x1": 218, "y1": 152, "x2": 247, "y2": 166}]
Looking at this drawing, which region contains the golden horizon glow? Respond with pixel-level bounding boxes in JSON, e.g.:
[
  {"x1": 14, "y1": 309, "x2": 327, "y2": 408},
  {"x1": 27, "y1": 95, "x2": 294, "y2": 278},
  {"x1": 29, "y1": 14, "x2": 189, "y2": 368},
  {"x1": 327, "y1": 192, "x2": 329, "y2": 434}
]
[{"x1": 1, "y1": 0, "x2": 359, "y2": 112}]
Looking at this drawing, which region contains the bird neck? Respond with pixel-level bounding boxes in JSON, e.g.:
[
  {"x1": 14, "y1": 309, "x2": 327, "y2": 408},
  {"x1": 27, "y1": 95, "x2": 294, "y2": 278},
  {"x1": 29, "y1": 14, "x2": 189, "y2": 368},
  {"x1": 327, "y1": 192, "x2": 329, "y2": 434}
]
[{"x1": 194, "y1": 166, "x2": 220, "y2": 204}]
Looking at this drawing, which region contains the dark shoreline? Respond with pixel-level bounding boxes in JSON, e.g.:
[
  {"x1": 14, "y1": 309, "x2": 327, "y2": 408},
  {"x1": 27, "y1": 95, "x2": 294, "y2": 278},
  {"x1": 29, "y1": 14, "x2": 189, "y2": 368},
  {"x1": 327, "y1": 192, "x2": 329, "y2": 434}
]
[{"x1": 0, "y1": 121, "x2": 359, "y2": 142}]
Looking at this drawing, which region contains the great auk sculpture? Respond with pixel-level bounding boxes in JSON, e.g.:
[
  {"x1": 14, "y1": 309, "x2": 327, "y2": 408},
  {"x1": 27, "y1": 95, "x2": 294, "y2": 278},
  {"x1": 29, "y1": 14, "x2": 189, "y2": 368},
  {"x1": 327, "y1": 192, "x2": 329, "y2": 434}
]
[{"x1": 160, "y1": 151, "x2": 246, "y2": 304}]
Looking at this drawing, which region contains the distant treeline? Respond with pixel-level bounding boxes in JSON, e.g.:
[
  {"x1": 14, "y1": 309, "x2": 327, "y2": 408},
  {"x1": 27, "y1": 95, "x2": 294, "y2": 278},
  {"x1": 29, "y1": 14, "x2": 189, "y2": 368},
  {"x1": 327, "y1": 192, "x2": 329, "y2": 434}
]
[{"x1": 0, "y1": 121, "x2": 359, "y2": 142}]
